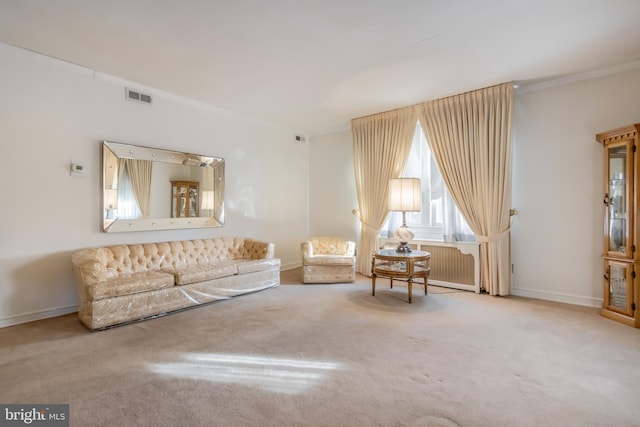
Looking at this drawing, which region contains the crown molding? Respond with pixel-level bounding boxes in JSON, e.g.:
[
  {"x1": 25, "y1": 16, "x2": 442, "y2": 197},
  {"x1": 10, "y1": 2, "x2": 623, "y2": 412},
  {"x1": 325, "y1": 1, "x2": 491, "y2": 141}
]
[{"x1": 515, "y1": 59, "x2": 640, "y2": 94}]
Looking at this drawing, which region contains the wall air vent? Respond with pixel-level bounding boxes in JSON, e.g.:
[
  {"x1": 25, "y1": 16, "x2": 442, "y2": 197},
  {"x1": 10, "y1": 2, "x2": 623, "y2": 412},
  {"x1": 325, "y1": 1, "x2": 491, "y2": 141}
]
[{"x1": 125, "y1": 88, "x2": 153, "y2": 105}]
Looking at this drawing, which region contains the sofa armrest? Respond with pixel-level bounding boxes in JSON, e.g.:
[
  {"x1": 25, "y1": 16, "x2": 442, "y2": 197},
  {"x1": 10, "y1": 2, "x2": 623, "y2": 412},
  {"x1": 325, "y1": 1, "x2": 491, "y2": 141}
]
[
  {"x1": 243, "y1": 239, "x2": 275, "y2": 259},
  {"x1": 301, "y1": 241, "x2": 314, "y2": 258},
  {"x1": 72, "y1": 249, "x2": 110, "y2": 284}
]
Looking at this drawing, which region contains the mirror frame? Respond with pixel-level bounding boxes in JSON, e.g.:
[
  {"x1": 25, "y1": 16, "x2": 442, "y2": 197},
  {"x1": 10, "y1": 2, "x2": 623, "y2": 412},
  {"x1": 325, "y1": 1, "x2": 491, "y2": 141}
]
[{"x1": 102, "y1": 140, "x2": 225, "y2": 232}]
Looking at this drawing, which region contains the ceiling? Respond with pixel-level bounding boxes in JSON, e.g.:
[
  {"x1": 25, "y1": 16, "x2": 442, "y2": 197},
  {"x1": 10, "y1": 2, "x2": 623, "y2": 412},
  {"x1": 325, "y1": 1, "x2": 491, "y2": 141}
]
[{"x1": 1, "y1": 0, "x2": 640, "y2": 135}]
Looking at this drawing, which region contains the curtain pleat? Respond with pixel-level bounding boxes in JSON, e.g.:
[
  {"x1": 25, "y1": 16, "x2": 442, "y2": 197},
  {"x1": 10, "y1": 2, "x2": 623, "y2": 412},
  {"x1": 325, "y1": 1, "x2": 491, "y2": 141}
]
[
  {"x1": 418, "y1": 82, "x2": 514, "y2": 295},
  {"x1": 124, "y1": 159, "x2": 153, "y2": 218},
  {"x1": 351, "y1": 107, "x2": 417, "y2": 276}
]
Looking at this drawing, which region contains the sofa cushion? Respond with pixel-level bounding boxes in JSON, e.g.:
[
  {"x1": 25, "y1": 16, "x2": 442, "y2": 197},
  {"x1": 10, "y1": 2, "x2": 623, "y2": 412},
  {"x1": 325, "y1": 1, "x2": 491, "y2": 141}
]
[
  {"x1": 87, "y1": 271, "x2": 175, "y2": 301},
  {"x1": 171, "y1": 262, "x2": 238, "y2": 286},
  {"x1": 303, "y1": 255, "x2": 356, "y2": 267},
  {"x1": 236, "y1": 258, "x2": 281, "y2": 274}
]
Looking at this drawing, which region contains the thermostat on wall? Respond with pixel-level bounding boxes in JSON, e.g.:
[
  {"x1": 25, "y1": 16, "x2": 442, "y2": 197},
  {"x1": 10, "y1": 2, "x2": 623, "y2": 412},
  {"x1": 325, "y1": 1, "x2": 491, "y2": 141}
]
[{"x1": 70, "y1": 162, "x2": 86, "y2": 176}]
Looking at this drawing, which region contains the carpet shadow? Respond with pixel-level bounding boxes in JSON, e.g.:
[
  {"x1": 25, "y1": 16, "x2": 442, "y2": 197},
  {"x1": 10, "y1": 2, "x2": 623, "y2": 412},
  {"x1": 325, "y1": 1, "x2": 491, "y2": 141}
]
[
  {"x1": 280, "y1": 268, "x2": 452, "y2": 314},
  {"x1": 346, "y1": 284, "x2": 448, "y2": 314}
]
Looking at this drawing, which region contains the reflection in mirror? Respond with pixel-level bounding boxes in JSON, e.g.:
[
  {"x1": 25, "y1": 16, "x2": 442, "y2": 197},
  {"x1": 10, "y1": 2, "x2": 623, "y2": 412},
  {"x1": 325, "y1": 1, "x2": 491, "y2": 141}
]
[
  {"x1": 102, "y1": 141, "x2": 225, "y2": 232},
  {"x1": 608, "y1": 146, "x2": 626, "y2": 252}
]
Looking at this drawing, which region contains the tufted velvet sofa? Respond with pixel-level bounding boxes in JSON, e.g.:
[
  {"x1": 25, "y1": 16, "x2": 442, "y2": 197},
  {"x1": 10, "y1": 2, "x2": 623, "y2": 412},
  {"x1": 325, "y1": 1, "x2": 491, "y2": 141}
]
[
  {"x1": 71, "y1": 237, "x2": 280, "y2": 330},
  {"x1": 301, "y1": 236, "x2": 356, "y2": 283}
]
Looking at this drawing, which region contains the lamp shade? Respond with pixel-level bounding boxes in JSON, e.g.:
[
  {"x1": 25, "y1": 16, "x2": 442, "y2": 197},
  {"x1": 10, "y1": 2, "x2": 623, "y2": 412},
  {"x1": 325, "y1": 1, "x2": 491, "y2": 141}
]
[{"x1": 388, "y1": 178, "x2": 421, "y2": 212}]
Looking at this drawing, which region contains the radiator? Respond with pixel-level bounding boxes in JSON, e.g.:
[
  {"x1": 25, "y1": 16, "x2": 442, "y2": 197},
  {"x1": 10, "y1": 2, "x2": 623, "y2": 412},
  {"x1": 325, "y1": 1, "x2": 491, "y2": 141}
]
[{"x1": 379, "y1": 239, "x2": 480, "y2": 293}]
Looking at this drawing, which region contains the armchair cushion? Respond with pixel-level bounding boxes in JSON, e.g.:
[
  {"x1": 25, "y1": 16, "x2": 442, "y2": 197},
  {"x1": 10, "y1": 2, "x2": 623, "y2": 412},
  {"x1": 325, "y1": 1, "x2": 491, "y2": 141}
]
[{"x1": 303, "y1": 255, "x2": 356, "y2": 267}]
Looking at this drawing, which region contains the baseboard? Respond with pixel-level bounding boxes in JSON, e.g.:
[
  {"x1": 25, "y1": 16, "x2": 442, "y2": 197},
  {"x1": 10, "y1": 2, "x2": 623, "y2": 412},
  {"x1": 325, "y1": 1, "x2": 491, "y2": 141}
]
[
  {"x1": 512, "y1": 287, "x2": 603, "y2": 308},
  {"x1": 0, "y1": 305, "x2": 78, "y2": 329},
  {"x1": 428, "y1": 279, "x2": 475, "y2": 293}
]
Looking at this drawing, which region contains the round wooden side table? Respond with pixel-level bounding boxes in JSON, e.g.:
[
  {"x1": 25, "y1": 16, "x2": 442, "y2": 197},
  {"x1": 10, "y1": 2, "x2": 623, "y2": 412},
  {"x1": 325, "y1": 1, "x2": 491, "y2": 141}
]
[{"x1": 371, "y1": 249, "x2": 431, "y2": 303}]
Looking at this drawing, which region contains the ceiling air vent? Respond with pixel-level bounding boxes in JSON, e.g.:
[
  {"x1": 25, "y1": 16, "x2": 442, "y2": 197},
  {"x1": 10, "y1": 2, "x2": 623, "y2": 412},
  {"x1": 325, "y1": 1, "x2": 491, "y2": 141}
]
[{"x1": 125, "y1": 88, "x2": 152, "y2": 105}]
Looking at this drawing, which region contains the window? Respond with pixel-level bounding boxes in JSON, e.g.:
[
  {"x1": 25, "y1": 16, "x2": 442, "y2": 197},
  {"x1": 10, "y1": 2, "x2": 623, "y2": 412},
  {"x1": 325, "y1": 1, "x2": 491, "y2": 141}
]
[
  {"x1": 117, "y1": 166, "x2": 142, "y2": 219},
  {"x1": 381, "y1": 122, "x2": 473, "y2": 242}
]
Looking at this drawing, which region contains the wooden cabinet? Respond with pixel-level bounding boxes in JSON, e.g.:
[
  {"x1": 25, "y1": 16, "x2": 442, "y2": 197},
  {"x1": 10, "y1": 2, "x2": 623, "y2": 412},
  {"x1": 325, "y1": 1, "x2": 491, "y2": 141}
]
[
  {"x1": 171, "y1": 181, "x2": 199, "y2": 218},
  {"x1": 597, "y1": 124, "x2": 640, "y2": 327}
]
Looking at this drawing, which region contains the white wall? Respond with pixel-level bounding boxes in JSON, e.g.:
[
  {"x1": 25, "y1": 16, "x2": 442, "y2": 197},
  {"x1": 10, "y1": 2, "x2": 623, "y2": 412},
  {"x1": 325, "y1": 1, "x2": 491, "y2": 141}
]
[
  {"x1": 0, "y1": 43, "x2": 309, "y2": 327},
  {"x1": 512, "y1": 66, "x2": 640, "y2": 307},
  {"x1": 308, "y1": 130, "x2": 359, "y2": 241}
]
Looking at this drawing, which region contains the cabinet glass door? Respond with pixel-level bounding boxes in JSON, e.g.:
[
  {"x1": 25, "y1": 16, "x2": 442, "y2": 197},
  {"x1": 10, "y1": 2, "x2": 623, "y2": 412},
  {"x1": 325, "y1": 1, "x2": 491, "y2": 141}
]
[
  {"x1": 604, "y1": 260, "x2": 635, "y2": 317},
  {"x1": 171, "y1": 181, "x2": 199, "y2": 218},
  {"x1": 605, "y1": 140, "x2": 633, "y2": 258}
]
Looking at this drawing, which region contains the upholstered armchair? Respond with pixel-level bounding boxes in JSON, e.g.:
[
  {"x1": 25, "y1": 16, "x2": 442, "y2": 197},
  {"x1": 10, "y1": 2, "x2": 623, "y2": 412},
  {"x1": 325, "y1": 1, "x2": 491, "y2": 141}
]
[{"x1": 301, "y1": 236, "x2": 356, "y2": 284}]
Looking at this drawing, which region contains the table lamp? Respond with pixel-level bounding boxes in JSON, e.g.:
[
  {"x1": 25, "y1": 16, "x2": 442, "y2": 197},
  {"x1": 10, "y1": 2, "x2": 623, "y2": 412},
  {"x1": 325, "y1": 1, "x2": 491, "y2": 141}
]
[{"x1": 388, "y1": 178, "x2": 421, "y2": 252}]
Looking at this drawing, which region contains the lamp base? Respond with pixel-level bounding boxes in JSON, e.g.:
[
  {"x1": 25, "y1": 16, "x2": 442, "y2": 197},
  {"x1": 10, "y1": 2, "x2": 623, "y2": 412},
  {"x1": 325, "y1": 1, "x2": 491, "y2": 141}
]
[
  {"x1": 396, "y1": 242, "x2": 412, "y2": 253},
  {"x1": 393, "y1": 224, "x2": 415, "y2": 253}
]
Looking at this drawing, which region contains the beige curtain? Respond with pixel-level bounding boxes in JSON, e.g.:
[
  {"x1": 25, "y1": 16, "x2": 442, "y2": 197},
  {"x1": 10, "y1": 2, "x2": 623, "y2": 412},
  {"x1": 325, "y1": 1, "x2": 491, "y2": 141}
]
[
  {"x1": 352, "y1": 107, "x2": 418, "y2": 276},
  {"x1": 124, "y1": 159, "x2": 153, "y2": 218},
  {"x1": 418, "y1": 82, "x2": 514, "y2": 295}
]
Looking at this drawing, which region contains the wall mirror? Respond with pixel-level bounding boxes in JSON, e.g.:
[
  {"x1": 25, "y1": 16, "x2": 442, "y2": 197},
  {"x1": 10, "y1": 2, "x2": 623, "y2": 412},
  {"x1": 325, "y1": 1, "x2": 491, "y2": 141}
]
[{"x1": 102, "y1": 141, "x2": 225, "y2": 232}]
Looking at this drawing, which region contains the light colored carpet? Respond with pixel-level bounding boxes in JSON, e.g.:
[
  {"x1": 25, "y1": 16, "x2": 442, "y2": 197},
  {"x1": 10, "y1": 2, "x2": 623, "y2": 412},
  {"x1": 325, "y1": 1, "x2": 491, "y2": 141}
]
[{"x1": 1, "y1": 269, "x2": 639, "y2": 427}]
